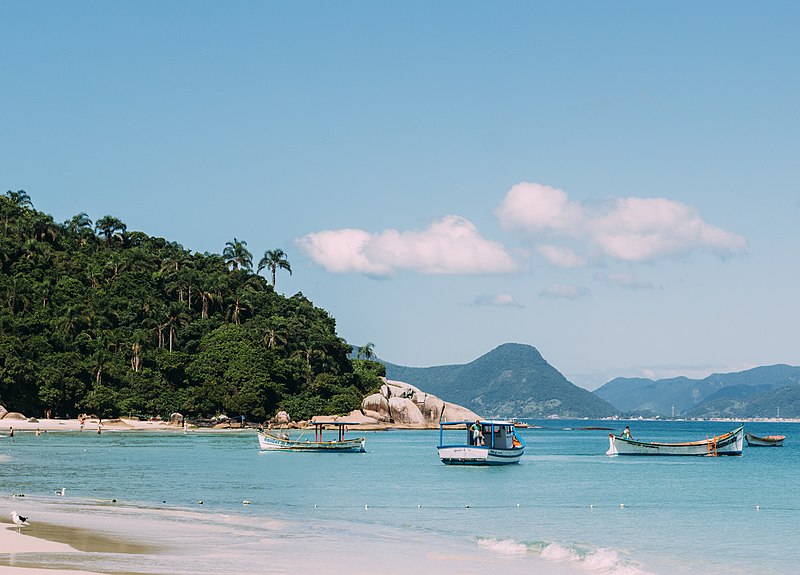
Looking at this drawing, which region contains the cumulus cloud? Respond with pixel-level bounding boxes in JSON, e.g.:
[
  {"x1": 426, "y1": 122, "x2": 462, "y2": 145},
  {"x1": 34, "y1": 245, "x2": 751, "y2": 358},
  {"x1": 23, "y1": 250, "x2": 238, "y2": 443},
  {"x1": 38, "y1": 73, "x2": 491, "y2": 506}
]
[
  {"x1": 496, "y1": 182, "x2": 747, "y2": 265},
  {"x1": 539, "y1": 283, "x2": 590, "y2": 300},
  {"x1": 297, "y1": 215, "x2": 518, "y2": 276},
  {"x1": 470, "y1": 293, "x2": 524, "y2": 308}
]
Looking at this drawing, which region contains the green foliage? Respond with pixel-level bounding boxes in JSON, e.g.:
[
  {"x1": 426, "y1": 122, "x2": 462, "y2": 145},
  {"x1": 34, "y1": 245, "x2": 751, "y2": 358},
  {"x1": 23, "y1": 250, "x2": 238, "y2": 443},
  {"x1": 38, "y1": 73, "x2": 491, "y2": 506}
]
[{"x1": 0, "y1": 191, "x2": 377, "y2": 421}]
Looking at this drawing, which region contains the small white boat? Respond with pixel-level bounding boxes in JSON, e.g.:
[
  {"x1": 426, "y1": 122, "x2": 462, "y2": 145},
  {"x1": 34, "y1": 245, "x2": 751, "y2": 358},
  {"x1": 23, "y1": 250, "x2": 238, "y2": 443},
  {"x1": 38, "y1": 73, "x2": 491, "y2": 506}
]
[
  {"x1": 257, "y1": 421, "x2": 365, "y2": 453},
  {"x1": 606, "y1": 425, "x2": 744, "y2": 456},
  {"x1": 745, "y1": 432, "x2": 785, "y2": 447},
  {"x1": 438, "y1": 420, "x2": 525, "y2": 465}
]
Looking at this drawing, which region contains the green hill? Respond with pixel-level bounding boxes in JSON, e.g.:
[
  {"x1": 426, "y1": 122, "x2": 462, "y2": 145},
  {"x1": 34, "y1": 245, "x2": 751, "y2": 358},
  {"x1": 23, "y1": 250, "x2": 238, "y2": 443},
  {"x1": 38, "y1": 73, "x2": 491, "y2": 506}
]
[
  {"x1": 0, "y1": 190, "x2": 383, "y2": 421},
  {"x1": 383, "y1": 343, "x2": 619, "y2": 418},
  {"x1": 595, "y1": 365, "x2": 800, "y2": 417}
]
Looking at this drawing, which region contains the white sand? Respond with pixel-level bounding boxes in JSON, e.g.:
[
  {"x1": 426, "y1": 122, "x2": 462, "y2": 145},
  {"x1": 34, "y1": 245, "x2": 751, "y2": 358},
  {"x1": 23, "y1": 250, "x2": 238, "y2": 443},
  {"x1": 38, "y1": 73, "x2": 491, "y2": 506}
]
[
  {"x1": 0, "y1": 418, "x2": 177, "y2": 433},
  {"x1": 0, "y1": 526, "x2": 102, "y2": 575}
]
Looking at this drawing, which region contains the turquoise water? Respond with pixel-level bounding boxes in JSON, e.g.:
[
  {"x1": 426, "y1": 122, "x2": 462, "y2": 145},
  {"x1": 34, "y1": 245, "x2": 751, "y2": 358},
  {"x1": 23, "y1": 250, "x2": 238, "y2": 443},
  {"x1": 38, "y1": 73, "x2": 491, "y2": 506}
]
[{"x1": 2, "y1": 420, "x2": 798, "y2": 575}]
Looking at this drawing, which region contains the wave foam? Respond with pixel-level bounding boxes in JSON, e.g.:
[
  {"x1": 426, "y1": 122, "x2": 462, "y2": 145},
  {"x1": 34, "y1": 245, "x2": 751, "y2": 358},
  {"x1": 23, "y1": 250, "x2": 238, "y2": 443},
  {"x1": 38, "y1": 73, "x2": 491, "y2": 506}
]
[
  {"x1": 476, "y1": 537, "x2": 529, "y2": 555},
  {"x1": 541, "y1": 543, "x2": 654, "y2": 575}
]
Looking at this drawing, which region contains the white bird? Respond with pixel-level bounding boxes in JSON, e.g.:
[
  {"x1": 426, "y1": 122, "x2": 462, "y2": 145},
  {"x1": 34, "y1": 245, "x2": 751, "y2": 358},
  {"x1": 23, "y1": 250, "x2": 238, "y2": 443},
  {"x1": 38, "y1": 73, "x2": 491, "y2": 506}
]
[
  {"x1": 55, "y1": 488, "x2": 65, "y2": 496},
  {"x1": 11, "y1": 511, "x2": 29, "y2": 529}
]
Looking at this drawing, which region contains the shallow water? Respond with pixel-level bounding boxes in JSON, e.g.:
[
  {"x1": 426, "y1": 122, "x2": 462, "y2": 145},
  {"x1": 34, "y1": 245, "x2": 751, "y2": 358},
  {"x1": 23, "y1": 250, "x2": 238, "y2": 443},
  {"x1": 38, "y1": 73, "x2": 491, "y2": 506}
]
[{"x1": 1, "y1": 420, "x2": 798, "y2": 574}]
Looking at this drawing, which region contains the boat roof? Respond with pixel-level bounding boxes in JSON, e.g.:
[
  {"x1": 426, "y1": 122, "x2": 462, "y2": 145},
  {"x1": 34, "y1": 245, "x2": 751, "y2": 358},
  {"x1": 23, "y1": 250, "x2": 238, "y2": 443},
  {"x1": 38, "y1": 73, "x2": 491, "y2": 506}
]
[
  {"x1": 440, "y1": 420, "x2": 517, "y2": 426},
  {"x1": 307, "y1": 420, "x2": 361, "y2": 426}
]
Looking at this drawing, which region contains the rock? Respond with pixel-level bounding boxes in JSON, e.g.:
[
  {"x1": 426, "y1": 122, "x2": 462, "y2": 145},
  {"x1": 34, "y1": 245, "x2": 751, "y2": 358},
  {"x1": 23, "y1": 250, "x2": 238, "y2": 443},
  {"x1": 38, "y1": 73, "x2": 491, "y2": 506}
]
[
  {"x1": 340, "y1": 410, "x2": 378, "y2": 424},
  {"x1": 362, "y1": 393, "x2": 389, "y2": 418},
  {"x1": 422, "y1": 395, "x2": 445, "y2": 423},
  {"x1": 4, "y1": 412, "x2": 26, "y2": 420},
  {"x1": 440, "y1": 402, "x2": 480, "y2": 422},
  {"x1": 0, "y1": 406, "x2": 7, "y2": 419},
  {"x1": 169, "y1": 412, "x2": 183, "y2": 425},
  {"x1": 363, "y1": 409, "x2": 389, "y2": 422},
  {"x1": 27, "y1": 417, "x2": 39, "y2": 423},
  {"x1": 388, "y1": 397, "x2": 426, "y2": 425},
  {"x1": 275, "y1": 411, "x2": 291, "y2": 424}
]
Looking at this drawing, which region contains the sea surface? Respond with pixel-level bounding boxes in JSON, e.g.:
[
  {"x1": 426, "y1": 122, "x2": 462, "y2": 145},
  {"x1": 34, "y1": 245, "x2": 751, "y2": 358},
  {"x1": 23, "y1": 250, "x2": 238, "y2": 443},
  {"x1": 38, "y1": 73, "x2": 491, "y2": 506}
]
[{"x1": 2, "y1": 419, "x2": 798, "y2": 575}]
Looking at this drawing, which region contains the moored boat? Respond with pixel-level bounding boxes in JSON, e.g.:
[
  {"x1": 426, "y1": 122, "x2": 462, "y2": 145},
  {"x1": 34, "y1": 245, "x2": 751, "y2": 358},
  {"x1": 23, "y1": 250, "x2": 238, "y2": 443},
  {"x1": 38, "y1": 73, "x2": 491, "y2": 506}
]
[
  {"x1": 745, "y1": 431, "x2": 785, "y2": 447},
  {"x1": 257, "y1": 420, "x2": 366, "y2": 453},
  {"x1": 606, "y1": 425, "x2": 744, "y2": 456},
  {"x1": 437, "y1": 420, "x2": 525, "y2": 465}
]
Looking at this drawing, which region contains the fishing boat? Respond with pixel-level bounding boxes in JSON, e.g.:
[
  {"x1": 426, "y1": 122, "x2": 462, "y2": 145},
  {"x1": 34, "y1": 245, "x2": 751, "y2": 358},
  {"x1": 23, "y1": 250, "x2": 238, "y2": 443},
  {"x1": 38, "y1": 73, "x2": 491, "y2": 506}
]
[
  {"x1": 606, "y1": 424, "x2": 744, "y2": 456},
  {"x1": 257, "y1": 420, "x2": 366, "y2": 453},
  {"x1": 745, "y1": 431, "x2": 785, "y2": 447},
  {"x1": 437, "y1": 420, "x2": 525, "y2": 465}
]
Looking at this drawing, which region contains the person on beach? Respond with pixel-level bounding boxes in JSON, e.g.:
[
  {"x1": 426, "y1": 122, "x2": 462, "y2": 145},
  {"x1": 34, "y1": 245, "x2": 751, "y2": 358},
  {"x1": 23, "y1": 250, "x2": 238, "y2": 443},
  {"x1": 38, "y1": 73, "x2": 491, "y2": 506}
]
[
  {"x1": 471, "y1": 420, "x2": 484, "y2": 446},
  {"x1": 622, "y1": 426, "x2": 632, "y2": 439}
]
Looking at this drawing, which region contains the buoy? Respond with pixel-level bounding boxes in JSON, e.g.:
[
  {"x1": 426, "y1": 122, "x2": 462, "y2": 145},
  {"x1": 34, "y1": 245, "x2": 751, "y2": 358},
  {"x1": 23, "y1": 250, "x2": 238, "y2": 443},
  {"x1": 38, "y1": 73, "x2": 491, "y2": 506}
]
[
  {"x1": 417, "y1": 504, "x2": 422, "y2": 508},
  {"x1": 516, "y1": 503, "x2": 520, "y2": 507},
  {"x1": 314, "y1": 504, "x2": 318, "y2": 508},
  {"x1": 465, "y1": 504, "x2": 471, "y2": 508},
  {"x1": 756, "y1": 505, "x2": 761, "y2": 511},
  {"x1": 198, "y1": 500, "x2": 203, "y2": 505},
  {"x1": 589, "y1": 504, "x2": 594, "y2": 509},
  {"x1": 619, "y1": 503, "x2": 625, "y2": 508},
  {"x1": 243, "y1": 500, "x2": 250, "y2": 505},
  {"x1": 364, "y1": 504, "x2": 369, "y2": 510}
]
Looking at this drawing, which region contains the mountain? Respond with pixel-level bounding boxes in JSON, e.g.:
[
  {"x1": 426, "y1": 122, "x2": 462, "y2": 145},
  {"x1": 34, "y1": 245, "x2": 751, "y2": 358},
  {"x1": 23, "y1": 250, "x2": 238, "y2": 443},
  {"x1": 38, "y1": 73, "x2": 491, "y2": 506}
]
[
  {"x1": 383, "y1": 343, "x2": 618, "y2": 418},
  {"x1": 594, "y1": 365, "x2": 800, "y2": 417}
]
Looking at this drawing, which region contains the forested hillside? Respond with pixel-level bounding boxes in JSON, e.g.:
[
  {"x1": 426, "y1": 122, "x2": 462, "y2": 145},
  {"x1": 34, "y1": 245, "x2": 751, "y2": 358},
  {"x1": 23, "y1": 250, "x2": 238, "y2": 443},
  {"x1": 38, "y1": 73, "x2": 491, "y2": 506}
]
[
  {"x1": 384, "y1": 343, "x2": 618, "y2": 418},
  {"x1": 0, "y1": 191, "x2": 383, "y2": 421}
]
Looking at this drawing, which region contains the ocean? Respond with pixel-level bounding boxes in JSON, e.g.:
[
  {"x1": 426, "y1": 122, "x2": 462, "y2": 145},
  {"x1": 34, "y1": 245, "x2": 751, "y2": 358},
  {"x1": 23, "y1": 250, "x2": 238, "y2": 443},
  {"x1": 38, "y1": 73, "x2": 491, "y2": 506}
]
[{"x1": 2, "y1": 419, "x2": 798, "y2": 575}]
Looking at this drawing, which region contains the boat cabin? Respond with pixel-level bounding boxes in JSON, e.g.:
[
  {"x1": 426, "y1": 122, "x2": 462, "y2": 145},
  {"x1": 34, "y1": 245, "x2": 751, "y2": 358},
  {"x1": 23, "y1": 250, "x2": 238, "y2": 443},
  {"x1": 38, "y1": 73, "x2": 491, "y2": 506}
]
[{"x1": 440, "y1": 420, "x2": 519, "y2": 449}]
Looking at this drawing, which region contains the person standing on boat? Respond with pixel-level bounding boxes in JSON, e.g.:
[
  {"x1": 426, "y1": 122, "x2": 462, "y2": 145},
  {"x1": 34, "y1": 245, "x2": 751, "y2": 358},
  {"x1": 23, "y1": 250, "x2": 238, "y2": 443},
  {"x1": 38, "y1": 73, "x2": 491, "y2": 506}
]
[
  {"x1": 471, "y1": 420, "x2": 484, "y2": 446},
  {"x1": 622, "y1": 426, "x2": 632, "y2": 439}
]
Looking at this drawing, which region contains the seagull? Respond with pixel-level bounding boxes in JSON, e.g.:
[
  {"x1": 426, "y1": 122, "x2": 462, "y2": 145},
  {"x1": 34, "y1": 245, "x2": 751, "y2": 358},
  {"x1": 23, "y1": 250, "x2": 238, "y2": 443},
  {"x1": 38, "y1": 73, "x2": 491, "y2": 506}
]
[
  {"x1": 55, "y1": 488, "x2": 66, "y2": 496},
  {"x1": 11, "y1": 511, "x2": 29, "y2": 530}
]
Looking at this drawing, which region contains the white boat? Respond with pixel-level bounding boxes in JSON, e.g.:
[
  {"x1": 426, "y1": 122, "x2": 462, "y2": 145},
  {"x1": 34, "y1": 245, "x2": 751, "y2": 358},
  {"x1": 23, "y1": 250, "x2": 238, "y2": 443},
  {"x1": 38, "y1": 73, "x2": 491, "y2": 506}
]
[
  {"x1": 257, "y1": 421, "x2": 365, "y2": 453},
  {"x1": 744, "y1": 431, "x2": 785, "y2": 447},
  {"x1": 606, "y1": 425, "x2": 744, "y2": 456},
  {"x1": 437, "y1": 420, "x2": 525, "y2": 465}
]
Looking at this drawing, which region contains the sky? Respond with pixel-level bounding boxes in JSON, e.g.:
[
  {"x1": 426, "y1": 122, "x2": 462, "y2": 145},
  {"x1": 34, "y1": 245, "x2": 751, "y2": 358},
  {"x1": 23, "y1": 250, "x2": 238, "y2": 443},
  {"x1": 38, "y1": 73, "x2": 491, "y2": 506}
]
[{"x1": 2, "y1": 1, "x2": 798, "y2": 389}]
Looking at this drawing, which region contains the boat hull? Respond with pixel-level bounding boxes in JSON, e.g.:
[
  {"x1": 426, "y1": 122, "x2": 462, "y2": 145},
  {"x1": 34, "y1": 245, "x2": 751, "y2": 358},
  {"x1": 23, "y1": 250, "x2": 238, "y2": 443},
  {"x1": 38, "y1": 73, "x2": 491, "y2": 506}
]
[
  {"x1": 745, "y1": 432, "x2": 784, "y2": 447},
  {"x1": 437, "y1": 445, "x2": 524, "y2": 465},
  {"x1": 606, "y1": 425, "x2": 744, "y2": 456},
  {"x1": 257, "y1": 432, "x2": 365, "y2": 453}
]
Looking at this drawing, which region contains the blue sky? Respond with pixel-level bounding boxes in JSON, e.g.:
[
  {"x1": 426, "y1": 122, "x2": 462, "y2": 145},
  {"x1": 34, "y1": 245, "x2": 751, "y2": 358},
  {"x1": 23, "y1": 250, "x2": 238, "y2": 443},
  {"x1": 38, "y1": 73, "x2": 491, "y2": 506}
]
[{"x1": 3, "y1": 1, "x2": 798, "y2": 389}]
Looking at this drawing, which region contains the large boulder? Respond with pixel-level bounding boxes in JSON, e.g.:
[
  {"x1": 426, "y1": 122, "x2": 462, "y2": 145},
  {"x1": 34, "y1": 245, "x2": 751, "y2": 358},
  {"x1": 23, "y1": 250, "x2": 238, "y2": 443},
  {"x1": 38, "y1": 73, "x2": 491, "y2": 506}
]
[
  {"x1": 440, "y1": 403, "x2": 480, "y2": 422},
  {"x1": 422, "y1": 394, "x2": 445, "y2": 423},
  {"x1": 388, "y1": 397, "x2": 426, "y2": 425},
  {"x1": 362, "y1": 393, "x2": 389, "y2": 419},
  {"x1": 4, "y1": 412, "x2": 26, "y2": 420},
  {"x1": 275, "y1": 411, "x2": 291, "y2": 424},
  {"x1": 0, "y1": 406, "x2": 7, "y2": 419},
  {"x1": 363, "y1": 409, "x2": 389, "y2": 422},
  {"x1": 339, "y1": 410, "x2": 378, "y2": 424}
]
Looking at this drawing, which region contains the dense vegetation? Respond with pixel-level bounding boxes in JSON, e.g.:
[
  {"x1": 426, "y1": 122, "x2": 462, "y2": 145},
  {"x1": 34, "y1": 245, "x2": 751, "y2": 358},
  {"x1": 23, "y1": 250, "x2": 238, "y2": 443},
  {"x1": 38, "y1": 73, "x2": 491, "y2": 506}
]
[
  {"x1": 0, "y1": 191, "x2": 384, "y2": 422},
  {"x1": 384, "y1": 343, "x2": 619, "y2": 418}
]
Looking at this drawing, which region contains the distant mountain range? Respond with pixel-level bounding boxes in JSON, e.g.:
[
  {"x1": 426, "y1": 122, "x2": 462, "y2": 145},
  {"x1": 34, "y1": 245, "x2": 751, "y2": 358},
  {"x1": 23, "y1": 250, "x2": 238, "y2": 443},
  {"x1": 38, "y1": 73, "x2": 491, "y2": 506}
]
[
  {"x1": 381, "y1": 343, "x2": 800, "y2": 419},
  {"x1": 594, "y1": 365, "x2": 800, "y2": 418},
  {"x1": 382, "y1": 343, "x2": 618, "y2": 418}
]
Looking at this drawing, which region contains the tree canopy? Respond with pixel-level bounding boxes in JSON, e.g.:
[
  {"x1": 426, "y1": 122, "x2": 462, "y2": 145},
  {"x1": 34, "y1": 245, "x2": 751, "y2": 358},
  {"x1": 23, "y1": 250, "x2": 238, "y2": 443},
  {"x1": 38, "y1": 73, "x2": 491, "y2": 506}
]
[{"x1": 0, "y1": 191, "x2": 383, "y2": 421}]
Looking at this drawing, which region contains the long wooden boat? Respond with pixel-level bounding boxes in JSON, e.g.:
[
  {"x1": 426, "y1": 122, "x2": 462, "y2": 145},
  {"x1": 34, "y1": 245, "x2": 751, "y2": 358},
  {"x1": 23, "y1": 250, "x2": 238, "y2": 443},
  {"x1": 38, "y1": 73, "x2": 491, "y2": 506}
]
[
  {"x1": 438, "y1": 420, "x2": 525, "y2": 465},
  {"x1": 606, "y1": 425, "x2": 744, "y2": 456},
  {"x1": 745, "y1": 431, "x2": 785, "y2": 447},
  {"x1": 257, "y1": 421, "x2": 365, "y2": 453}
]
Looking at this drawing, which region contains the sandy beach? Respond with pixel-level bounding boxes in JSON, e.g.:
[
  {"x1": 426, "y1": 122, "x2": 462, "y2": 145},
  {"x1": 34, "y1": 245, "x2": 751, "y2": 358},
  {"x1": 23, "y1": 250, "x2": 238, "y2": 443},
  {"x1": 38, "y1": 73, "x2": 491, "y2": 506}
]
[
  {"x1": 0, "y1": 418, "x2": 182, "y2": 434},
  {"x1": 0, "y1": 524, "x2": 105, "y2": 575}
]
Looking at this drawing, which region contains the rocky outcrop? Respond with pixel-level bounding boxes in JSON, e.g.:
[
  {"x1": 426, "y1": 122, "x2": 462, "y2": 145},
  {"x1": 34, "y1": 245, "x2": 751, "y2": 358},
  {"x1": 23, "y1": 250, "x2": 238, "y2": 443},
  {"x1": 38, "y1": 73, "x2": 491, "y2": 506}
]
[{"x1": 359, "y1": 378, "x2": 480, "y2": 428}]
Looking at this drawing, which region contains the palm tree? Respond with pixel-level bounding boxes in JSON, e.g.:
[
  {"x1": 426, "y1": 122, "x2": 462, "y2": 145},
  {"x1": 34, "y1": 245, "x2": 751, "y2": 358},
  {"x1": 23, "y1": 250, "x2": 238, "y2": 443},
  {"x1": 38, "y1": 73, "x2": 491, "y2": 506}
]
[
  {"x1": 94, "y1": 215, "x2": 127, "y2": 246},
  {"x1": 223, "y1": 238, "x2": 253, "y2": 271},
  {"x1": 357, "y1": 342, "x2": 375, "y2": 360},
  {"x1": 258, "y1": 248, "x2": 292, "y2": 288}
]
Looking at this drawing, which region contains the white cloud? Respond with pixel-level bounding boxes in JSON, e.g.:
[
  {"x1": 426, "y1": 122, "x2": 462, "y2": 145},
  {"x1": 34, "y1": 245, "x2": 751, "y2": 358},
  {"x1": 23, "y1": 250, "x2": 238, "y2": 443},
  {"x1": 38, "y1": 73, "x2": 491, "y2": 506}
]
[
  {"x1": 594, "y1": 272, "x2": 660, "y2": 290},
  {"x1": 539, "y1": 283, "x2": 590, "y2": 300},
  {"x1": 496, "y1": 182, "x2": 747, "y2": 265},
  {"x1": 470, "y1": 293, "x2": 524, "y2": 308},
  {"x1": 297, "y1": 215, "x2": 518, "y2": 276},
  {"x1": 537, "y1": 244, "x2": 586, "y2": 268}
]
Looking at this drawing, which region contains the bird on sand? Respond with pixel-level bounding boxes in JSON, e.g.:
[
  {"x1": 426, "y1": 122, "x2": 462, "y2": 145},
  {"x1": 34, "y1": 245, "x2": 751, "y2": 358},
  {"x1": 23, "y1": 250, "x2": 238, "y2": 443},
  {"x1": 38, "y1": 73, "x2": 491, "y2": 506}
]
[{"x1": 11, "y1": 511, "x2": 29, "y2": 530}]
